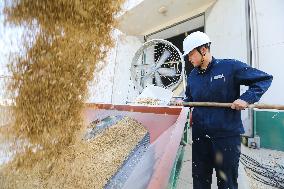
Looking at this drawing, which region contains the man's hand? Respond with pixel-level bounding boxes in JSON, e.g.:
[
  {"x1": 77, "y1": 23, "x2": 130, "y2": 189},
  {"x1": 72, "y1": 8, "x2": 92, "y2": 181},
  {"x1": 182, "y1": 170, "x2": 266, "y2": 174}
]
[
  {"x1": 170, "y1": 98, "x2": 184, "y2": 106},
  {"x1": 231, "y1": 99, "x2": 249, "y2": 110}
]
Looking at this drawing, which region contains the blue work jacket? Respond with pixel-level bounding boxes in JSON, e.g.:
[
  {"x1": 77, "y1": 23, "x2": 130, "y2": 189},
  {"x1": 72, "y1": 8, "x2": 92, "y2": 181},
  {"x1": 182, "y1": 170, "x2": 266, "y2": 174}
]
[{"x1": 184, "y1": 57, "x2": 273, "y2": 139}]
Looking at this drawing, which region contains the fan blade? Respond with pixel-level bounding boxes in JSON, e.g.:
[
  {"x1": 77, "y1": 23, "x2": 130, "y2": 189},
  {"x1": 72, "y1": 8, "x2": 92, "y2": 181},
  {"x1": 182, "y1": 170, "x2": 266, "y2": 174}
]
[
  {"x1": 157, "y1": 67, "x2": 177, "y2": 77},
  {"x1": 154, "y1": 72, "x2": 163, "y2": 87},
  {"x1": 155, "y1": 50, "x2": 170, "y2": 69},
  {"x1": 134, "y1": 64, "x2": 153, "y2": 75},
  {"x1": 133, "y1": 64, "x2": 151, "y2": 70},
  {"x1": 141, "y1": 72, "x2": 154, "y2": 86}
]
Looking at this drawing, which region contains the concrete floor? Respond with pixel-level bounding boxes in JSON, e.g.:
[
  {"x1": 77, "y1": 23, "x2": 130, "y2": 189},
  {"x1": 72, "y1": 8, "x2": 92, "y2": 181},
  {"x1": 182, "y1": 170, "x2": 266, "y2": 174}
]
[{"x1": 176, "y1": 133, "x2": 284, "y2": 189}]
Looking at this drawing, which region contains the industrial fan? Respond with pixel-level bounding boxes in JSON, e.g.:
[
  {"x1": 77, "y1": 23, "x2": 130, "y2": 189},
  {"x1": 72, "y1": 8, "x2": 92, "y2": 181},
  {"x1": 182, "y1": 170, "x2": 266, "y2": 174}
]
[{"x1": 130, "y1": 39, "x2": 186, "y2": 95}]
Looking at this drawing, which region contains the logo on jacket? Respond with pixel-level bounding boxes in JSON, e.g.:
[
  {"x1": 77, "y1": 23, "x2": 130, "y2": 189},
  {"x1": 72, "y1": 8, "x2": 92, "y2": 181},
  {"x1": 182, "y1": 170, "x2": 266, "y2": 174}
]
[
  {"x1": 211, "y1": 73, "x2": 226, "y2": 82},
  {"x1": 213, "y1": 74, "x2": 224, "y2": 80}
]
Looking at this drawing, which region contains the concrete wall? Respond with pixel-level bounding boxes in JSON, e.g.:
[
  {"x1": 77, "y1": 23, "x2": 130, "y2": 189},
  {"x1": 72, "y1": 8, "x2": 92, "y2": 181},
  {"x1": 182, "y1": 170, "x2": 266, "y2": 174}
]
[
  {"x1": 87, "y1": 31, "x2": 142, "y2": 104},
  {"x1": 87, "y1": 0, "x2": 144, "y2": 104},
  {"x1": 122, "y1": 0, "x2": 144, "y2": 11},
  {"x1": 111, "y1": 34, "x2": 143, "y2": 104},
  {"x1": 86, "y1": 41, "x2": 117, "y2": 103},
  {"x1": 205, "y1": 0, "x2": 248, "y2": 62},
  {"x1": 252, "y1": 0, "x2": 284, "y2": 104}
]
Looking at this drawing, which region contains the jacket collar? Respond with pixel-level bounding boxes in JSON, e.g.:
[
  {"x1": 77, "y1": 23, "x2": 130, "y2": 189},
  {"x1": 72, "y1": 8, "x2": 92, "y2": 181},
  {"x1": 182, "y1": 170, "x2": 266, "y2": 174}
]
[{"x1": 196, "y1": 56, "x2": 216, "y2": 74}]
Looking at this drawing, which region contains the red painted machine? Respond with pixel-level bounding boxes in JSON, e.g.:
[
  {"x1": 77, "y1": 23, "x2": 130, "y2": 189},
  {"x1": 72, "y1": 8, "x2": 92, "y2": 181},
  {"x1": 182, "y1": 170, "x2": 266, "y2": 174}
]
[{"x1": 84, "y1": 103, "x2": 190, "y2": 189}]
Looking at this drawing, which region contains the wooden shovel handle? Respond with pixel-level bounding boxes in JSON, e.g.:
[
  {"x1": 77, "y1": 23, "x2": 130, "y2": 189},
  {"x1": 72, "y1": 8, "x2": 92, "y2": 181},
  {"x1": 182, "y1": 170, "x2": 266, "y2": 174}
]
[{"x1": 175, "y1": 102, "x2": 284, "y2": 110}]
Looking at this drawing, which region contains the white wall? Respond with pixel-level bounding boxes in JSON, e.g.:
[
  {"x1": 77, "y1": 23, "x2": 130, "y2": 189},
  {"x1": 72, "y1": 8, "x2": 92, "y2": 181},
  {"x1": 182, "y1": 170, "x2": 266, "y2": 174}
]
[
  {"x1": 122, "y1": 0, "x2": 144, "y2": 11},
  {"x1": 252, "y1": 0, "x2": 284, "y2": 104},
  {"x1": 205, "y1": 0, "x2": 248, "y2": 62},
  {"x1": 111, "y1": 34, "x2": 143, "y2": 104},
  {"x1": 87, "y1": 43, "x2": 117, "y2": 103},
  {"x1": 87, "y1": 29, "x2": 142, "y2": 104},
  {"x1": 87, "y1": 0, "x2": 144, "y2": 104}
]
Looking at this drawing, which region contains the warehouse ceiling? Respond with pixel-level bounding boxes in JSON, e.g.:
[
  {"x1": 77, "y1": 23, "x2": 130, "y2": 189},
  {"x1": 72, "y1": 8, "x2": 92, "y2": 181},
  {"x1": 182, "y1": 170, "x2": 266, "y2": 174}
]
[{"x1": 117, "y1": 0, "x2": 216, "y2": 36}]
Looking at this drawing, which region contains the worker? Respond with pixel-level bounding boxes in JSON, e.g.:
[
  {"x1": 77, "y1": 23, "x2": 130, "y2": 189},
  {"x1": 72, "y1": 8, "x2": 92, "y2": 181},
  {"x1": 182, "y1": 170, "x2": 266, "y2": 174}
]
[{"x1": 182, "y1": 31, "x2": 273, "y2": 189}]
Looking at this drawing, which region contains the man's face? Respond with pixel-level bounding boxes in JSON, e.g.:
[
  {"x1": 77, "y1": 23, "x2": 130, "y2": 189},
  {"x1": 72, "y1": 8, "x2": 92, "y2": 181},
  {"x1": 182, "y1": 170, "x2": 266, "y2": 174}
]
[{"x1": 187, "y1": 49, "x2": 202, "y2": 67}]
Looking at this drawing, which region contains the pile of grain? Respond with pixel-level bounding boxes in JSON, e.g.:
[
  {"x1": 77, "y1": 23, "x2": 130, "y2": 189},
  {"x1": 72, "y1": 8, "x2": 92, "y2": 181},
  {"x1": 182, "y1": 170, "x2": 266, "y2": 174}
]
[
  {"x1": 0, "y1": 117, "x2": 147, "y2": 189},
  {"x1": 135, "y1": 97, "x2": 162, "y2": 105}
]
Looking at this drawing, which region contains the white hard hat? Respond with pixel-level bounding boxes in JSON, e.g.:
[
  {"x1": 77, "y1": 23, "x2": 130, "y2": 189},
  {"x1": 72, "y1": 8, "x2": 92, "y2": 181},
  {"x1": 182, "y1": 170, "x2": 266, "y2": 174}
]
[{"x1": 182, "y1": 31, "x2": 211, "y2": 56}]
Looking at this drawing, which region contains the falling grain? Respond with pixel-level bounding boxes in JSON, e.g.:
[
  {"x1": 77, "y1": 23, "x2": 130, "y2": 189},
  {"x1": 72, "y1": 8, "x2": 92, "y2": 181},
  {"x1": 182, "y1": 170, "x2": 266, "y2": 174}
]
[{"x1": 0, "y1": 1, "x2": 152, "y2": 189}]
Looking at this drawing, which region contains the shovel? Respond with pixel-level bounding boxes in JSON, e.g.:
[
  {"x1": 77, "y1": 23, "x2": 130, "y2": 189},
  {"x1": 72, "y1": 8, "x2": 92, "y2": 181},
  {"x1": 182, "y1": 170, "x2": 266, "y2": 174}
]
[{"x1": 171, "y1": 101, "x2": 284, "y2": 110}]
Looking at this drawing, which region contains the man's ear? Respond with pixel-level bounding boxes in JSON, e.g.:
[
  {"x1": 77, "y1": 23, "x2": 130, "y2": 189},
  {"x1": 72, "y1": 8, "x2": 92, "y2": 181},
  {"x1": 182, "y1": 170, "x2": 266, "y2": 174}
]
[{"x1": 201, "y1": 46, "x2": 207, "y2": 56}]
